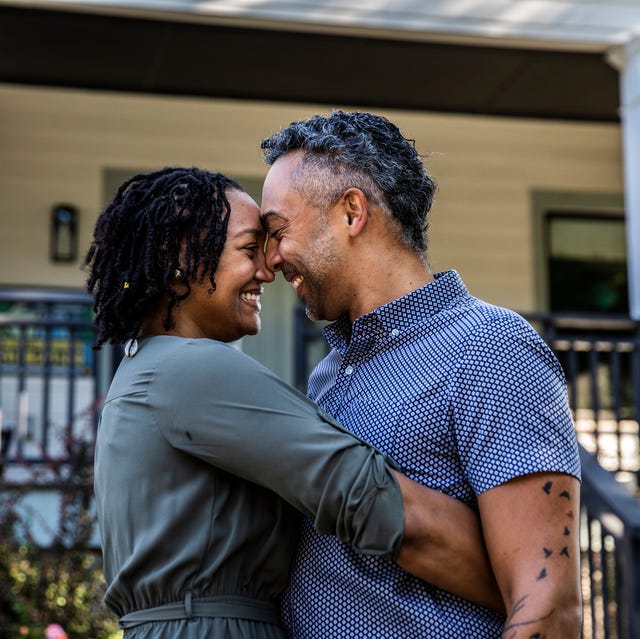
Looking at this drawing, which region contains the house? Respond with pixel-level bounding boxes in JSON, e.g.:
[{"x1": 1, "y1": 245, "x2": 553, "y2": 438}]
[{"x1": 0, "y1": 1, "x2": 639, "y2": 635}]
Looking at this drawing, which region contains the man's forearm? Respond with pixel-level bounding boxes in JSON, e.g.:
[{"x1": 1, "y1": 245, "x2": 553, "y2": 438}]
[
  {"x1": 393, "y1": 471, "x2": 505, "y2": 614},
  {"x1": 479, "y1": 472, "x2": 583, "y2": 639}
]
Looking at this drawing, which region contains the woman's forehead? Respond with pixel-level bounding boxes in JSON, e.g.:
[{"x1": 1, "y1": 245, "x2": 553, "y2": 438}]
[{"x1": 227, "y1": 190, "x2": 263, "y2": 235}]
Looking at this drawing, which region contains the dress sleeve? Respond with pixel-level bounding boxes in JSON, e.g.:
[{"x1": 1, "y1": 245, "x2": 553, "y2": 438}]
[{"x1": 148, "y1": 339, "x2": 404, "y2": 559}]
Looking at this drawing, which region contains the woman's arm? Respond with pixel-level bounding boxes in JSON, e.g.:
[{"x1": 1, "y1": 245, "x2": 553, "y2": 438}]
[
  {"x1": 394, "y1": 472, "x2": 505, "y2": 614},
  {"x1": 155, "y1": 339, "x2": 503, "y2": 610}
]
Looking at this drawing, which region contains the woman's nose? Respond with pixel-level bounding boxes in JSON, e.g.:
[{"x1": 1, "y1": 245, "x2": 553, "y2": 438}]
[{"x1": 256, "y1": 265, "x2": 275, "y2": 283}]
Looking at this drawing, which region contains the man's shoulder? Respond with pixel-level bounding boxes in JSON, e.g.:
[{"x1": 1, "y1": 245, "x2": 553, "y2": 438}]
[{"x1": 445, "y1": 296, "x2": 537, "y2": 338}]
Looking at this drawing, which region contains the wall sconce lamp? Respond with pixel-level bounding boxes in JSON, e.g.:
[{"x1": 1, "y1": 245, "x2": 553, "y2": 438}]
[{"x1": 50, "y1": 204, "x2": 78, "y2": 263}]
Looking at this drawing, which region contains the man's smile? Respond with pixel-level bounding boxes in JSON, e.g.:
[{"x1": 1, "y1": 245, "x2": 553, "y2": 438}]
[{"x1": 282, "y1": 265, "x2": 304, "y2": 290}]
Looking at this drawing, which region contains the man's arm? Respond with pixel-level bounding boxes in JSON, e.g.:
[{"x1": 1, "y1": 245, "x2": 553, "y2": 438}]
[
  {"x1": 393, "y1": 471, "x2": 505, "y2": 614},
  {"x1": 478, "y1": 471, "x2": 582, "y2": 638}
]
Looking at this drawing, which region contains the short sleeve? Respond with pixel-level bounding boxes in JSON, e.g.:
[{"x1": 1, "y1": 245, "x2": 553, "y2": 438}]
[{"x1": 451, "y1": 314, "x2": 581, "y2": 495}]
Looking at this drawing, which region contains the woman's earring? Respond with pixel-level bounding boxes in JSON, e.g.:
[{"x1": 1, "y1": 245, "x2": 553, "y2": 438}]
[
  {"x1": 174, "y1": 268, "x2": 183, "y2": 279},
  {"x1": 124, "y1": 338, "x2": 138, "y2": 358}
]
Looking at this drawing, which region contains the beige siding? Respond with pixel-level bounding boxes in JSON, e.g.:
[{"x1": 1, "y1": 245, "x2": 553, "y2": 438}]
[
  {"x1": 390, "y1": 112, "x2": 623, "y2": 310},
  {"x1": 0, "y1": 83, "x2": 624, "y2": 380}
]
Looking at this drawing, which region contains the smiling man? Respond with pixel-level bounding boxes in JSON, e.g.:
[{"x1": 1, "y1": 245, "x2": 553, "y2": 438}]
[{"x1": 260, "y1": 111, "x2": 582, "y2": 639}]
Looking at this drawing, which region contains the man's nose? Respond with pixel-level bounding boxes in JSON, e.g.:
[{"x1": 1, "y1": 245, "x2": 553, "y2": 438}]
[
  {"x1": 255, "y1": 249, "x2": 275, "y2": 283},
  {"x1": 265, "y1": 237, "x2": 283, "y2": 272}
]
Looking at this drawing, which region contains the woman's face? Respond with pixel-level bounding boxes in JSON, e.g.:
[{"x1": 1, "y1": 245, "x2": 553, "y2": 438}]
[{"x1": 174, "y1": 189, "x2": 274, "y2": 342}]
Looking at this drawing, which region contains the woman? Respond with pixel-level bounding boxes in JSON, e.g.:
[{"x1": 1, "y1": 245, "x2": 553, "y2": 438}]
[{"x1": 85, "y1": 167, "x2": 500, "y2": 638}]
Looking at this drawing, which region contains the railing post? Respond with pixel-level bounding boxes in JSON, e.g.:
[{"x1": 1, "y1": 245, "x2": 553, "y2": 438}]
[
  {"x1": 633, "y1": 324, "x2": 640, "y2": 487},
  {"x1": 627, "y1": 526, "x2": 640, "y2": 639}
]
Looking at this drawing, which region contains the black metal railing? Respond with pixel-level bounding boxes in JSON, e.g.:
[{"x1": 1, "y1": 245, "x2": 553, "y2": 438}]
[
  {"x1": 526, "y1": 312, "x2": 640, "y2": 485},
  {"x1": 2, "y1": 291, "x2": 640, "y2": 636},
  {"x1": 0, "y1": 289, "x2": 109, "y2": 468},
  {"x1": 580, "y1": 447, "x2": 640, "y2": 639}
]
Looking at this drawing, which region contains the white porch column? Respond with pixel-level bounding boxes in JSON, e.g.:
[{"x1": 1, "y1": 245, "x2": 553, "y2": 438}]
[{"x1": 608, "y1": 36, "x2": 640, "y2": 320}]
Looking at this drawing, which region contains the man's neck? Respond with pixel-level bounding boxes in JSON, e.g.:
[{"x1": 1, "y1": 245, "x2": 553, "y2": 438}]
[{"x1": 347, "y1": 253, "x2": 434, "y2": 323}]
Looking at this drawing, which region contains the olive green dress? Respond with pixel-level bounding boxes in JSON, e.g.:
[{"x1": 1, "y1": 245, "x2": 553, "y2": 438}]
[{"x1": 94, "y1": 336, "x2": 404, "y2": 638}]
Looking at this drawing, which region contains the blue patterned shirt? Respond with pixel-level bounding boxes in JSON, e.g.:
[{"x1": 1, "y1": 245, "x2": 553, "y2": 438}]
[{"x1": 282, "y1": 270, "x2": 581, "y2": 638}]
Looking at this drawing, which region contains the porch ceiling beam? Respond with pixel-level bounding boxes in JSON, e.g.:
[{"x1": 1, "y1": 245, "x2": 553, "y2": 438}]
[{"x1": 3, "y1": 0, "x2": 640, "y2": 52}]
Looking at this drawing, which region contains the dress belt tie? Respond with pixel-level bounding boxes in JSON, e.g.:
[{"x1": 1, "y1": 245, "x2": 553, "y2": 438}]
[{"x1": 118, "y1": 593, "x2": 280, "y2": 629}]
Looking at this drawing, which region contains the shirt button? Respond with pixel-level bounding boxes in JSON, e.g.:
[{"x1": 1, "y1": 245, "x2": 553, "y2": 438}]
[
  {"x1": 344, "y1": 365, "x2": 354, "y2": 375},
  {"x1": 391, "y1": 329, "x2": 400, "y2": 337}
]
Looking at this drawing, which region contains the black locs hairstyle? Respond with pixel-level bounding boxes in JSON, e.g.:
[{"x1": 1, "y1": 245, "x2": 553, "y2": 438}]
[{"x1": 83, "y1": 167, "x2": 242, "y2": 349}]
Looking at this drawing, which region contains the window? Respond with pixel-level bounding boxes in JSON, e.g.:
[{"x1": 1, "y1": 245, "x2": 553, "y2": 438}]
[
  {"x1": 532, "y1": 191, "x2": 626, "y2": 315},
  {"x1": 546, "y1": 212, "x2": 628, "y2": 314}
]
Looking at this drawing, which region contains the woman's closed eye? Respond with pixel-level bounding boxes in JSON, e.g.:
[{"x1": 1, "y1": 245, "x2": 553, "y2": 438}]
[{"x1": 242, "y1": 243, "x2": 259, "y2": 258}]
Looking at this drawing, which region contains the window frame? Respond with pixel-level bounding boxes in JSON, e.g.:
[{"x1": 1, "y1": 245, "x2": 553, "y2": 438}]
[{"x1": 531, "y1": 190, "x2": 625, "y2": 313}]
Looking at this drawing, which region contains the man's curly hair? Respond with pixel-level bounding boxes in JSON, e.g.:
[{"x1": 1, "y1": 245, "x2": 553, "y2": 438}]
[
  {"x1": 83, "y1": 167, "x2": 242, "y2": 349},
  {"x1": 261, "y1": 110, "x2": 436, "y2": 253}
]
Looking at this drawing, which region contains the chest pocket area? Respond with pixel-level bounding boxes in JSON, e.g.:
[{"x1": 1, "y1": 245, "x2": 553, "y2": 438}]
[{"x1": 347, "y1": 381, "x2": 460, "y2": 489}]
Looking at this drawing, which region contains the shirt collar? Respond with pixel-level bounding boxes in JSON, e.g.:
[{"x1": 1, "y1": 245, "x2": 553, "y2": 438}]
[{"x1": 323, "y1": 270, "x2": 468, "y2": 352}]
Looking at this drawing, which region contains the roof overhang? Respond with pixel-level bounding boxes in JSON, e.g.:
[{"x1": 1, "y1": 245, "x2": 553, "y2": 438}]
[
  {"x1": 0, "y1": 1, "x2": 627, "y2": 121},
  {"x1": 6, "y1": 0, "x2": 640, "y2": 50}
]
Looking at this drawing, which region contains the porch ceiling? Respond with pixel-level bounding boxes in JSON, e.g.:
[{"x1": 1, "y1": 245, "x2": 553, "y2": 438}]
[{"x1": 0, "y1": 5, "x2": 620, "y2": 121}]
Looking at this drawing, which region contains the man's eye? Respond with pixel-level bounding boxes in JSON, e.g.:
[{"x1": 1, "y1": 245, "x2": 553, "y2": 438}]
[{"x1": 244, "y1": 245, "x2": 258, "y2": 256}]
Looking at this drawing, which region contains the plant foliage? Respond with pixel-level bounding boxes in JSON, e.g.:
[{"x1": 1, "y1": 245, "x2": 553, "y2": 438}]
[{"x1": 0, "y1": 438, "x2": 120, "y2": 639}]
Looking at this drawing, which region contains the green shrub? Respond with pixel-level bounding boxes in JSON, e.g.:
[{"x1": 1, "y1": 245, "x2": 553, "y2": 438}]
[{"x1": 0, "y1": 439, "x2": 120, "y2": 639}]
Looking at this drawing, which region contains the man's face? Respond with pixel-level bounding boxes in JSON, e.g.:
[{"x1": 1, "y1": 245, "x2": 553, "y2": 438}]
[{"x1": 261, "y1": 152, "x2": 345, "y2": 321}]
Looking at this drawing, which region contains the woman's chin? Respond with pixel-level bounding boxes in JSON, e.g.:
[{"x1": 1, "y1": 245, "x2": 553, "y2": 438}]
[{"x1": 241, "y1": 320, "x2": 261, "y2": 337}]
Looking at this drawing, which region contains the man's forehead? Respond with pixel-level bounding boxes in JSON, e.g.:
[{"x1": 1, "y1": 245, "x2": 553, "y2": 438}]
[
  {"x1": 260, "y1": 185, "x2": 300, "y2": 221},
  {"x1": 264, "y1": 151, "x2": 304, "y2": 187}
]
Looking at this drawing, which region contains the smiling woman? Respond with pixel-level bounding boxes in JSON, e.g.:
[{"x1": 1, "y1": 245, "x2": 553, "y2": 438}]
[
  {"x1": 83, "y1": 166, "x2": 503, "y2": 639},
  {"x1": 148, "y1": 188, "x2": 273, "y2": 343}
]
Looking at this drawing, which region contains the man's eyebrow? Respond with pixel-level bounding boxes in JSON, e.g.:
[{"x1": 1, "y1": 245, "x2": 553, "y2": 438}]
[{"x1": 259, "y1": 210, "x2": 280, "y2": 230}]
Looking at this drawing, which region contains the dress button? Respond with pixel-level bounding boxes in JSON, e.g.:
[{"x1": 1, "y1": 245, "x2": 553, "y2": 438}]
[
  {"x1": 344, "y1": 365, "x2": 354, "y2": 375},
  {"x1": 391, "y1": 329, "x2": 400, "y2": 337}
]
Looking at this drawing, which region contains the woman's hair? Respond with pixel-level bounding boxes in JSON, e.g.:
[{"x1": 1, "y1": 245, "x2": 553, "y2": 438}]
[{"x1": 83, "y1": 167, "x2": 242, "y2": 349}]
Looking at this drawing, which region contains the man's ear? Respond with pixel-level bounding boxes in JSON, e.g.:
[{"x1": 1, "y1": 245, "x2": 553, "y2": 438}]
[{"x1": 341, "y1": 188, "x2": 368, "y2": 237}]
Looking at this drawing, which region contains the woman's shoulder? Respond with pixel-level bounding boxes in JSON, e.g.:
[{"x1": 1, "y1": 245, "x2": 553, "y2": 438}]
[
  {"x1": 141, "y1": 335, "x2": 271, "y2": 379},
  {"x1": 142, "y1": 335, "x2": 311, "y2": 415}
]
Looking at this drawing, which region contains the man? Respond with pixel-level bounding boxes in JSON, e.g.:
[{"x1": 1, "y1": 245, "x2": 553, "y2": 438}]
[{"x1": 260, "y1": 111, "x2": 582, "y2": 638}]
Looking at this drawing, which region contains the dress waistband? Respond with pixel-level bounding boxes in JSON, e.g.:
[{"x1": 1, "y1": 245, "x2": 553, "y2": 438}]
[{"x1": 118, "y1": 592, "x2": 280, "y2": 629}]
